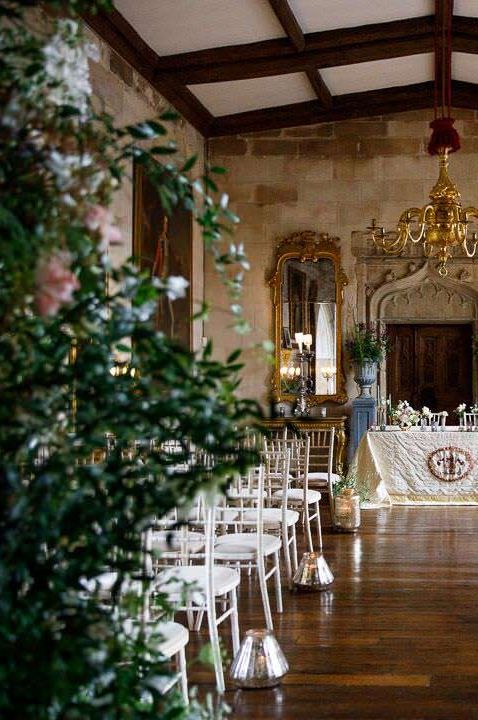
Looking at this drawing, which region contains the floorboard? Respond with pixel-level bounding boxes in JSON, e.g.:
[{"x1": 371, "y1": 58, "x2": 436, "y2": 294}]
[{"x1": 187, "y1": 506, "x2": 478, "y2": 718}]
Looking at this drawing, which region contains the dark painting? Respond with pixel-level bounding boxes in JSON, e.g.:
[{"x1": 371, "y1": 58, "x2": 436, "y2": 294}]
[{"x1": 133, "y1": 161, "x2": 192, "y2": 349}]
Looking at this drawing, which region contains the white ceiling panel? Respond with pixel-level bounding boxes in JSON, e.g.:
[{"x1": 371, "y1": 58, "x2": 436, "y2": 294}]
[
  {"x1": 455, "y1": 0, "x2": 478, "y2": 17},
  {"x1": 321, "y1": 53, "x2": 434, "y2": 96},
  {"x1": 288, "y1": 0, "x2": 434, "y2": 34},
  {"x1": 114, "y1": 0, "x2": 285, "y2": 56},
  {"x1": 188, "y1": 73, "x2": 316, "y2": 116},
  {"x1": 453, "y1": 52, "x2": 478, "y2": 82}
]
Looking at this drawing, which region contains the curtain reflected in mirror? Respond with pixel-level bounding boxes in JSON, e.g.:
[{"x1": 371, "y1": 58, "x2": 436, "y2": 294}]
[{"x1": 280, "y1": 258, "x2": 336, "y2": 396}]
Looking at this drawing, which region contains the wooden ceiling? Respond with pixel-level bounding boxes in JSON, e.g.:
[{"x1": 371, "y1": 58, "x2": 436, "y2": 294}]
[{"x1": 84, "y1": 1, "x2": 478, "y2": 137}]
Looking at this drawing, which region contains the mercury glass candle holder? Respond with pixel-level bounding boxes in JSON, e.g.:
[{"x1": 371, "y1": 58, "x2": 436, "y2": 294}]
[
  {"x1": 334, "y1": 489, "x2": 361, "y2": 532},
  {"x1": 292, "y1": 551, "x2": 334, "y2": 590},
  {"x1": 230, "y1": 629, "x2": 289, "y2": 688}
]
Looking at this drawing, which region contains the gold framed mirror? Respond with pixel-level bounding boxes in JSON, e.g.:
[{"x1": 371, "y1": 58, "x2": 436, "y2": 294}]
[{"x1": 268, "y1": 231, "x2": 348, "y2": 406}]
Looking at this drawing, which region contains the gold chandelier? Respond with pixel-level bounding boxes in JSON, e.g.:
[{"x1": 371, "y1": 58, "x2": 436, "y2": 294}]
[
  {"x1": 367, "y1": 149, "x2": 478, "y2": 277},
  {"x1": 367, "y1": 0, "x2": 478, "y2": 277}
]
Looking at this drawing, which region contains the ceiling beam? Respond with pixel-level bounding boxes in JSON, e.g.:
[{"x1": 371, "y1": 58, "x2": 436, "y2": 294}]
[
  {"x1": 453, "y1": 15, "x2": 478, "y2": 52},
  {"x1": 154, "y1": 16, "x2": 435, "y2": 84},
  {"x1": 266, "y1": 0, "x2": 332, "y2": 108},
  {"x1": 208, "y1": 82, "x2": 438, "y2": 136},
  {"x1": 209, "y1": 80, "x2": 478, "y2": 136},
  {"x1": 81, "y1": 8, "x2": 213, "y2": 136},
  {"x1": 306, "y1": 69, "x2": 333, "y2": 108},
  {"x1": 268, "y1": 0, "x2": 305, "y2": 51}
]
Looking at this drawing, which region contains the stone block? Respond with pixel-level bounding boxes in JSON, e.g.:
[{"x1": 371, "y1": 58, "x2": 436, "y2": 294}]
[
  {"x1": 387, "y1": 120, "x2": 430, "y2": 137},
  {"x1": 90, "y1": 62, "x2": 123, "y2": 115},
  {"x1": 335, "y1": 120, "x2": 388, "y2": 137},
  {"x1": 251, "y1": 139, "x2": 298, "y2": 156},
  {"x1": 247, "y1": 129, "x2": 283, "y2": 138},
  {"x1": 284, "y1": 124, "x2": 334, "y2": 138},
  {"x1": 209, "y1": 137, "x2": 248, "y2": 156},
  {"x1": 110, "y1": 50, "x2": 133, "y2": 87},
  {"x1": 298, "y1": 137, "x2": 359, "y2": 158},
  {"x1": 333, "y1": 157, "x2": 377, "y2": 181},
  {"x1": 255, "y1": 184, "x2": 298, "y2": 205},
  {"x1": 359, "y1": 138, "x2": 422, "y2": 158}
]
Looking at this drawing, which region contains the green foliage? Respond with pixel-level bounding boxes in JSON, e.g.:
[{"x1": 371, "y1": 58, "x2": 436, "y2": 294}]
[
  {"x1": 333, "y1": 470, "x2": 370, "y2": 503},
  {"x1": 346, "y1": 322, "x2": 391, "y2": 364},
  {"x1": 0, "y1": 4, "x2": 259, "y2": 719}
]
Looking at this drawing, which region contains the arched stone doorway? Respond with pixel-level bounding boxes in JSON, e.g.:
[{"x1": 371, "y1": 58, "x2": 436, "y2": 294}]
[{"x1": 368, "y1": 264, "x2": 478, "y2": 405}]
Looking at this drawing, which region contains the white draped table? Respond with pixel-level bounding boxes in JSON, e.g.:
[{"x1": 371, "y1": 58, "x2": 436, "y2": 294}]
[{"x1": 352, "y1": 428, "x2": 478, "y2": 505}]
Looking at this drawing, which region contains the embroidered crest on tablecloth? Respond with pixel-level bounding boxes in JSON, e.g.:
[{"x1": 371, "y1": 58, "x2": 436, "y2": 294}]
[{"x1": 427, "y1": 446, "x2": 475, "y2": 482}]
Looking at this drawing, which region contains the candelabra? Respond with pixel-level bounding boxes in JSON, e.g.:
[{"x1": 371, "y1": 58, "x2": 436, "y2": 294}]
[
  {"x1": 321, "y1": 366, "x2": 336, "y2": 395},
  {"x1": 294, "y1": 349, "x2": 315, "y2": 416}
]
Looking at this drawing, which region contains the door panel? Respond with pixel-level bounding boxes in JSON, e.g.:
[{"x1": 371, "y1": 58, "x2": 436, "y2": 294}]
[{"x1": 386, "y1": 324, "x2": 473, "y2": 416}]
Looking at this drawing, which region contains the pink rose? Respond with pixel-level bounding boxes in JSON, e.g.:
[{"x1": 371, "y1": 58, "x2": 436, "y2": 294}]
[
  {"x1": 35, "y1": 252, "x2": 80, "y2": 317},
  {"x1": 84, "y1": 204, "x2": 122, "y2": 252}
]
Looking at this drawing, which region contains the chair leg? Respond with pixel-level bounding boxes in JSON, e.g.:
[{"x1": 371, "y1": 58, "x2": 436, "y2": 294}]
[
  {"x1": 194, "y1": 608, "x2": 204, "y2": 632},
  {"x1": 273, "y1": 550, "x2": 283, "y2": 613},
  {"x1": 186, "y1": 608, "x2": 195, "y2": 630},
  {"x1": 291, "y1": 525, "x2": 298, "y2": 572},
  {"x1": 304, "y1": 503, "x2": 314, "y2": 552},
  {"x1": 206, "y1": 597, "x2": 225, "y2": 694},
  {"x1": 281, "y1": 524, "x2": 292, "y2": 586},
  {"x1": 229, "y1": 588, "x2": 240, "y2": 656},
  {"x1": 178, "y1": 645, "x2": 189, "y2": 705},
  {"x1": 257, "y1": 555, "x2": 274, "y2": 631},
  {"x1": 316, "y1": 501, "x2": 323, "y2": 552}
]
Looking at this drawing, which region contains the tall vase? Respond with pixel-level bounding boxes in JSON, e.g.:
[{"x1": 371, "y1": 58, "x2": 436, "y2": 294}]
[{"x1": 353, "y1": 361, "x2": 377, "y2": 398}]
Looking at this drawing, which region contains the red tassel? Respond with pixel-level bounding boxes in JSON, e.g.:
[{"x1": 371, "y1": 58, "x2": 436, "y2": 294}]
[{"x1": 427, "y1": 117, "x2": 461, "y2": 155}]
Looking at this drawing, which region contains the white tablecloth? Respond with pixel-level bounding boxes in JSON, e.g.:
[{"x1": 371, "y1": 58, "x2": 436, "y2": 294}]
[{"x1": 353, "y1": 428, "x2": 478, "y2": 505}]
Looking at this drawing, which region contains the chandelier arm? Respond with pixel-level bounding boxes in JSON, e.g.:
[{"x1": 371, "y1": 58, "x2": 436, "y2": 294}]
[
  {"x1": 372, "y1": 229, "x2": 408, "y2": 255},
  {"x1": 401, "y1": 207, "x2": 428, "y2": 244},
  {"x1": 462, "y1": 207, "x2": 478, "y2": 257}
]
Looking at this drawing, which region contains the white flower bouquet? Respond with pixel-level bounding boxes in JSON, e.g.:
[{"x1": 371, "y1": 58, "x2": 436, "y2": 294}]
[{"x1": 391, "y1": 400, "x2": 420, "y2": 429}]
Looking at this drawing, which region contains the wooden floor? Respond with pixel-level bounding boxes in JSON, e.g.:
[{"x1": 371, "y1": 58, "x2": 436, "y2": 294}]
[{"x1": 188, "y1": 506, "x2": 478, "y2": 719}]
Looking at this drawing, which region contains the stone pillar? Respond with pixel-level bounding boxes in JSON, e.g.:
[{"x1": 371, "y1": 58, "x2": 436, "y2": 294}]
[{"x1": 348, "y1": 396, "x2": 376, "y2": 462}]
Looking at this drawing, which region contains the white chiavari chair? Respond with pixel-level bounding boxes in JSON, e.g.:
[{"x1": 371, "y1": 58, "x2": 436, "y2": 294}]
[
  {"x1": 242, "y1": 447, "x2": 298, "y2": 587},
  {"x1": 154, "y1": 498, "x2": 240, "y2": 694},
  {"x1": 301, "y1": 428, "x2": 337, "y2": 520},
  {"x1": 270, "y1": 434, "x2": 324, "y2": 552},
  {"x1": 463, "y1": 412, "x2": 478, "y2": 429},
  {"x1": 215, "y1": 464, "x2": 283, "y2": 630}
]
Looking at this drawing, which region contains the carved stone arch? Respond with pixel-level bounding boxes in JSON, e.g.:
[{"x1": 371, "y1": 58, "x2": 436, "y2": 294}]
[
  {"x1": 368, "y1": 264, "x2": 478, "y2": 398},
  {"x1": 369, "y1": 264, "x2": 478, "y2": 323}
]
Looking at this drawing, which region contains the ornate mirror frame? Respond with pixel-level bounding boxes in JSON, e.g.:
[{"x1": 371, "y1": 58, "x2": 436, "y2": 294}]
[{"x1": 268, "y1": 231, "x2": 349, "y2": 406}]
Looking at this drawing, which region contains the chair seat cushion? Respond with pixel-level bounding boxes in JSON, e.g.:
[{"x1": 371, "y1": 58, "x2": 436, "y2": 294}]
[
  {"x1": 307, "y1": 471, "x2": 340, "y2": 484},
  {"x1": 214, "y1": 532, "x2": 282, "y2": 559},
  {"x1": 157, "y1": 564, "x2": 240, "y2": 602},
  {"x1": 151, "y1": 530, "x2": 205, "y2": 555},
  {"x1": 273, "y1": 488, "x2": 322, "y2": 503},
  {"x1": 243, "y1": 508, "x2": 299, "y2": 527}
]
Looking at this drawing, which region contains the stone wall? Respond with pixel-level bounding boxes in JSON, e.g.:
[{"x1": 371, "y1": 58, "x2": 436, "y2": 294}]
[
  {"x1": 206, "y1": 109, "x2": 478, "y2": 410},
  {"x1": 84, "y1": 24, "x2": 205, "y2": 349}
]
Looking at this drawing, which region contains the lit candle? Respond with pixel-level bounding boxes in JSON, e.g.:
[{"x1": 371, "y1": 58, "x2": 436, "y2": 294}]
[
  {"x1": 304, "y1": 333, "x2": 312, "y2": 350},
  {"x1": 280, "y1": 366, "x2": 287, "y2": 376},
  {"x1": 295, "y1": 332, "x2": 304, "y2": 352},
  {"x1": 295, "y1": 366, "x2": 301, "y2": 376}
]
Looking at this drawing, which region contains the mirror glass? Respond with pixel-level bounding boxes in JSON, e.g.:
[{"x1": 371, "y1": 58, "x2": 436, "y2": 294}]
[{"x1": 279, "y1": 258, "x2": 336, "y2": 396}]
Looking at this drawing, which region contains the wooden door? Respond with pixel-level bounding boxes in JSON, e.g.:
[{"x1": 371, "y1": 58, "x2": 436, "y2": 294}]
[{"x1": 386, "y1": 324, "x2": 473, "y2": 415}]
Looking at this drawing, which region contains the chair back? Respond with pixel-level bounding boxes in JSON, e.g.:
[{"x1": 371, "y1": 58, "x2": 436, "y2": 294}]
[
  {"x1": 306, "y1": 428, "x2": 335, "y2": 478},
  {"x1": 463, "y1": 412, "x2": 478, "y2": 429}
]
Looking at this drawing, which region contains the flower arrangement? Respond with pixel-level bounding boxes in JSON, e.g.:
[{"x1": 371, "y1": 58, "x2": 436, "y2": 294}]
[
  {"x1": 391, "y1": 400, "x2": 420, "y2": 428},
  {"x1": 346, "y1": 322, "x2": 391, "y2": 364}
]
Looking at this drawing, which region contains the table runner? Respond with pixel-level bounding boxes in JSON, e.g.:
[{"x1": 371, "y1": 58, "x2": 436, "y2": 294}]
[{"x1": 353, "y1": 429, "x2": 478, "y2": 505}]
